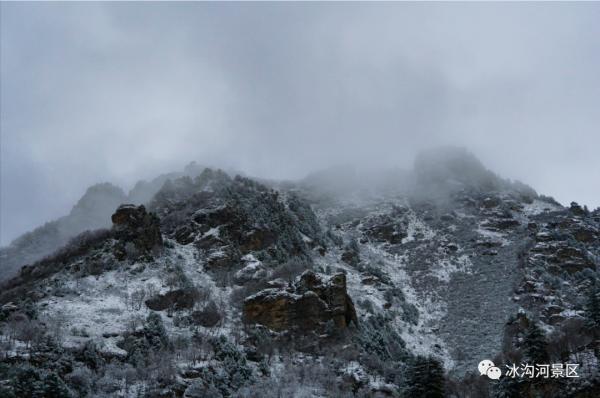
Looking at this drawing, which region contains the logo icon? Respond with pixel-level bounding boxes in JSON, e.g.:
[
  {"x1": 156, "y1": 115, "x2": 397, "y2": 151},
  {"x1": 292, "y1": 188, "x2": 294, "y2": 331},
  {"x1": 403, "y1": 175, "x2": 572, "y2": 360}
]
[{"x1": 479, "y1": 359, "x2": 501, "y2": 380}]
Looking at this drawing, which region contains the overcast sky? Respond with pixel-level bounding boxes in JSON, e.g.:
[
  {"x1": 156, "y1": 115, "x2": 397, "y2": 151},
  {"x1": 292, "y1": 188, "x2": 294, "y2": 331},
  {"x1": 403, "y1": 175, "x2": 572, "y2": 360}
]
[{"x1": 1, "y1": 2, "x2": 599, "y2": 245}]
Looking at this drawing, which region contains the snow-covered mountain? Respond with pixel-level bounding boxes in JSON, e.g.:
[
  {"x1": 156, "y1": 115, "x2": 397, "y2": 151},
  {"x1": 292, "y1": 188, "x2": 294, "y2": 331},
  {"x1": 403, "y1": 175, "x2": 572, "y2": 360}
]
[
  {"x1": 1, "y1": 148, "x2": 599, "y2": 397},
  {"x1": 0, "y1": 183, "x2": 127, "y2": 281},
  {"x1": 0, "y1": 162, "x2": 215, "y2": 283}
]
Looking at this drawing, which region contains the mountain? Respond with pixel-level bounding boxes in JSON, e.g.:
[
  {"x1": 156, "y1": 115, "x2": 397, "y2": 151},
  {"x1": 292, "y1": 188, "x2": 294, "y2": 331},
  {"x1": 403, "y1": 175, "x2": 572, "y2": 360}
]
[
  {"x1": 0, "y1": 183, "x2": 127, "y2": 281},
  {"x1": 0, "y1": 162, "x2": 211, "y2": 282},
  {"x1": 1, "y1": 149, "x2": 598, "y2": 397}
]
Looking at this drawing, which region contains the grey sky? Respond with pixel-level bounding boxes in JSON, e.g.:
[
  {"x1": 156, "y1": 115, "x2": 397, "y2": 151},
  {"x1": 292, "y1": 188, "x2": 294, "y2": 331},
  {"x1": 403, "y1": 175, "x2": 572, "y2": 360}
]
[{"x1": 1, "y1": 2, "x2": 599, "y2": 245}]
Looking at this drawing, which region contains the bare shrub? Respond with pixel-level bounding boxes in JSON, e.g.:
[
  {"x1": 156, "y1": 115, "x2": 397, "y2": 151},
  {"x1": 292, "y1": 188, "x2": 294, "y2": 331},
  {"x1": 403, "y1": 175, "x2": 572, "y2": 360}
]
[
  {"x1": 130, "y1": 288, "x2": 146, "y2": 311},
  {"x1": 6, "y1": 312, "x2": 43, "y2": 350}
]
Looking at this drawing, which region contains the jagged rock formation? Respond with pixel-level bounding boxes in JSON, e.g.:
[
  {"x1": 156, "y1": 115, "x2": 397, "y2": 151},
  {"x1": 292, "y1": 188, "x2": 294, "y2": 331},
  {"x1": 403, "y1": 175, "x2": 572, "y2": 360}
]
[
  {"x1": 144, "y1": 289, "x2": 197, "y2": 311},
  {"x1": 149, "y1": 169, "x2": 320, "y2": 272},
  {"x1": 514, "y1": 202, "x2": 599, "y2": 328},
  {"x1": 0, "y1": 183, "x2": 126, "y2": 281},
  {"x1": 243, "y1": 270, "x2": 357, "y2": 332},
  {"x1": 127, "y1": 161, "x2": 209, "y2": 204},
  {"x1": 0, "y1": 163, "x2": 212, "y2": 281},
  {"x1": 1, "y1": 150, "x2": 598, "y2": 398},
  {"x1": 111, "y1": 204, "x2": 163, "y2": 261}
]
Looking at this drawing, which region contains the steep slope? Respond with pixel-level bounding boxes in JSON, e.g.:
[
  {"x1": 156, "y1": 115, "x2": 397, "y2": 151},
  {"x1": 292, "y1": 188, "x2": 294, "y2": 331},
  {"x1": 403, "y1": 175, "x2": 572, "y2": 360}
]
[
  {"x1": 0, "y1": 162, "x2": 211, "y2": 281},
  {"x1": 291, "y1": 149, "x2": 563, "y2": 375},
  {"x1": 1, "y1": 151, "x2": 598, "y2": 397},
  {"x1": 0, "y1": 183, "x2": 127, "y2": 281}
]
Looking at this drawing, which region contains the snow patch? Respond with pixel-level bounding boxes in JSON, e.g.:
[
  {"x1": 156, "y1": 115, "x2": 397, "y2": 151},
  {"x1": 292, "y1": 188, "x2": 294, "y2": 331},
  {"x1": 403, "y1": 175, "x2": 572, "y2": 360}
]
[{"x1": 523, "y1": 199, "x2": 562, "y2": 216}]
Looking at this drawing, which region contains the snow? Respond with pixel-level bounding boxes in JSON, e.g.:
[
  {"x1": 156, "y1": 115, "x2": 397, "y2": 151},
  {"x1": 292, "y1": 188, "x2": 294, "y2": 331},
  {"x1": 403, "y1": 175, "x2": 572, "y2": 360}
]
[
  {"x1": 315, "y1": 231, "x2": 456, "y2": 368},
  {"x1": 402, "y1": 210, "x2": 436, "y2": 244},
  {"x1": 201, "y1": 226, "x2": 220, "y2": 239},
  {"x1": 97, "y1": 338, "x2": 128, "y2": 359},
  {"x1": 559, "y1": 309, "x2": 582, "y2": 318},
  {"x1": 235, "y1": 254, "x2": 264, "y2": 280},
  {"x1": 35, "y1": 238, "x2": 235, "y2": 354},
  {"x1": 523, "y1": 199, "x2": 563, "y2": 216},
  {"x1": 431, "y1": 254, "x2": 472, "y2": 283},
  {"x1": 570, "y1": 349, "x2": 600, "y2": 377},
  {"x1": 300, "y1": 232, "x2": 313, "y2": 243},
  {"x1": 475, "y1": 226, "x2": 509, "y2": 246}
]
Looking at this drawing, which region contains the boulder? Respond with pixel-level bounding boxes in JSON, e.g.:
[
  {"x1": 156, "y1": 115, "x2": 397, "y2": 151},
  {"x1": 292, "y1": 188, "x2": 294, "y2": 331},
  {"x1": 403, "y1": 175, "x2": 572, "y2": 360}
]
[
  {"x1": 243, "y1": 271, "x2": 357, "y2": 333},
  {"x1": 145, "y1": 288, "x2": 198, "y2": 311},
  {"x1": 191, "y1": 301, "x2": 222, "y2": 327}
]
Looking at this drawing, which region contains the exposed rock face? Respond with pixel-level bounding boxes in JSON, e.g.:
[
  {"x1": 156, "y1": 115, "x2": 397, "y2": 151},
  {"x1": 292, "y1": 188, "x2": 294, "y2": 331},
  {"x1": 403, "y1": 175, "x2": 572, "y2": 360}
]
[
  {"x1": 481, "y1": 217, "x2": 520, "y2": 230},
  {"x1": 243, "y1": 271, "x2": 357, "y2": 333},
  {"x1": 111, "y1": 204, "x2": 162, "y2": 260},
  {"x1": 363, "y1": 219, "x2": 405, "y2": 244},
  {"x1": 191, "y1": 302, "x2": 222, "y2": 327},
  {"x1": 145, "y1": 289, "x2": 197, "y2": 311},
  {"x1": 516, "y1": 207, "x2": 599, "y2": 335},
  {"x1": 149, "y1": 170, "x2": 319, "y2": 270},
  {"x1": 527, "y1": 214, "x2": 598, "y2": 275}
]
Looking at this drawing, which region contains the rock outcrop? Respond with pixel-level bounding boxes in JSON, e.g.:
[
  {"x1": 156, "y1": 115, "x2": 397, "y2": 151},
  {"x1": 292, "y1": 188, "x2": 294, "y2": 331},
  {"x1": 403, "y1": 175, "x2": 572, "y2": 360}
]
[
  {"x1": 111, "y1": 204, "x2": 162, "y2": 260},
  {"x1": 145, "y1": 288, "x2": 197, "y2": 311},
  {"x1": 149, "y1": 171, "x2": 319, "y2": 269},
  {"x1": 0, "y1": 183, "x2": 127, "y2": 282},
  {"x1": 243, "y1": 271, "x2": 357, "y2": 333}
]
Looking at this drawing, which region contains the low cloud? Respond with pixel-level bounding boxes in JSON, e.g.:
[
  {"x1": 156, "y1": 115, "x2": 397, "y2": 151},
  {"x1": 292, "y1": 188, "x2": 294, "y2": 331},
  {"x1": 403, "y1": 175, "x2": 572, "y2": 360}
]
[{"x1": 2, "y1": 2, "x2": 600, "y2": 244}]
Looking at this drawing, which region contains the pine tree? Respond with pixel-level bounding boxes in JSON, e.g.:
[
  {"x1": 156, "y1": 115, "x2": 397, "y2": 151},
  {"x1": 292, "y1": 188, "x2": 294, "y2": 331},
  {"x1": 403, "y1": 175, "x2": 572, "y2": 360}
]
[
  {"x1": 523, "y1": 321, "x2": 548, "y2": 364},
  {"x1": 144, "y1": 311, "x2": 169, "y2": 350},
  {"x1": 80, "y1": 340, "x2": 104, "y2": 370},
  {"x1": 9, "y1": 365, "x2": 45, "y2": 398},
  {"x1": 584, "y1": 283, "x2": 600, "y2": 332},
  {"x1": 42, "y1": 372, "x2": 71, "y2": 398},
  {"x1": 404, "y1": 356, "x2": 445, "y2": 398},
  {"x1": 0, "y1": 386, "x2": 16, "y2": 398},
  {"x1": 494, "y1": 376, "x2": 525, "y2": 398}
]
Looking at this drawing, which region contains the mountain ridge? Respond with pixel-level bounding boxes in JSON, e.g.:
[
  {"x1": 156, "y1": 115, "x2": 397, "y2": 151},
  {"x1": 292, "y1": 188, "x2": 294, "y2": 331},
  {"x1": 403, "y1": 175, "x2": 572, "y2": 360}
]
[{"x1": 1, "y1": 148, "x2": 598, "y2": 397}]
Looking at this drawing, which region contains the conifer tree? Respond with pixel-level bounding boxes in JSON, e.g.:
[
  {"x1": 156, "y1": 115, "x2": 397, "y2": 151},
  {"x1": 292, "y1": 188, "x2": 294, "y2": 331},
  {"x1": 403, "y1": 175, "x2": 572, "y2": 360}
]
[
  {"x1": 144, "y1": 311, "x2": 169, "y2": 350},
  {"x1": 42, "y1": 372, "x2": 71, "y2": 398},
  {"x1": 494, "y1": 376, "x2": 525, "y2": 398},
  {"x1": 9, "y1": 365, "x2": 45, "y2": 398},
  {"x1": 404, "y1": 356, "x2": 445, "y2": 398},
  {"x1": 584, "y1": 282, "x2": 600, "y2": 332},
  {"x1": 523, "y1": 321, "x2": 548, "y2": 364}
]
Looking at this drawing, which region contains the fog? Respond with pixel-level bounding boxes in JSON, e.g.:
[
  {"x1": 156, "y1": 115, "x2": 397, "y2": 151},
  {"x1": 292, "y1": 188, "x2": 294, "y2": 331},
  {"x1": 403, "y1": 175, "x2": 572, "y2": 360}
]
[{"x1": 1, "y1": 2, "x2": 600, "y2": 246}]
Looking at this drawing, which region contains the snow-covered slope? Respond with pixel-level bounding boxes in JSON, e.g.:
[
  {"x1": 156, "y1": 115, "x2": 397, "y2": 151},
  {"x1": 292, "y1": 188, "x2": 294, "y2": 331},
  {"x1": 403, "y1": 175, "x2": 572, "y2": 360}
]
[{"x1": 1, "y1": 150, "x2": 599, "y2": 397}]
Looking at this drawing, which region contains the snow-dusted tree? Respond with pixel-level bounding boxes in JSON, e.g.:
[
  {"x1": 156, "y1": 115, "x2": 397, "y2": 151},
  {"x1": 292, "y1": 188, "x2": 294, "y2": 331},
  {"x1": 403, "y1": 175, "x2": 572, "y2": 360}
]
[
  {"x1": 130, "y1": 288, "x2": 146, "y2": 311},
  {"x1": 403, "y1": 356, "x2": 445, "y2": 398},
  {"x1": 584, "y1": 282, "x2": 600, "y2": 333},
  {"x1": 144, "y1": 312, "x2": 169, "y2": 350},
  {"x1": 523, "y1": 321, "x2": 549, "y2": 364},
  {"x1": 41, "y1": 372, "x2": 71, "y2": 398}
]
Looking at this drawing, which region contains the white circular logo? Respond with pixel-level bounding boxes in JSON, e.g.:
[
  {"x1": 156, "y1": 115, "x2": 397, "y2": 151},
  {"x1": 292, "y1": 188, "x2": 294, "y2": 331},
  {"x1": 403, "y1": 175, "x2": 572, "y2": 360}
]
[{"x1": 478, "y1": 359, "x2": 502, "y2": 379}]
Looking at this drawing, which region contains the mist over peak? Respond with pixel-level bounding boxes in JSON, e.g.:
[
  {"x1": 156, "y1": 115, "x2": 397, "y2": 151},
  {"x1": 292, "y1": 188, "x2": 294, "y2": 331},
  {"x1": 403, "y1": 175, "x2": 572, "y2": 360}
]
[
  {"x1": 2, "y1": 2, "x2": 600, "y2": 246},
  {"x1": 1, "y1": 4, "x2": 600, "y2": 395}
]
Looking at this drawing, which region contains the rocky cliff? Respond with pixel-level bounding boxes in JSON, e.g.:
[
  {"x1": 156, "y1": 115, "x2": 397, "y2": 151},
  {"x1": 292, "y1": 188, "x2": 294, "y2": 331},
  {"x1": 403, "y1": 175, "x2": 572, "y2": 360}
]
[{"x1": 0, "y1": 150, "x2": 598, "y2": 397}]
